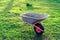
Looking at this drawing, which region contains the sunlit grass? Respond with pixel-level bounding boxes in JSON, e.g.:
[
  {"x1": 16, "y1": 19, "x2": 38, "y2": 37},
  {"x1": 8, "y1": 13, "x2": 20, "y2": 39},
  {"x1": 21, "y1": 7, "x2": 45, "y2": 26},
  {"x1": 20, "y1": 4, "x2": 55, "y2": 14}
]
[{"x1": 0, "y1": 0, "x2": 60, "y2": 40}]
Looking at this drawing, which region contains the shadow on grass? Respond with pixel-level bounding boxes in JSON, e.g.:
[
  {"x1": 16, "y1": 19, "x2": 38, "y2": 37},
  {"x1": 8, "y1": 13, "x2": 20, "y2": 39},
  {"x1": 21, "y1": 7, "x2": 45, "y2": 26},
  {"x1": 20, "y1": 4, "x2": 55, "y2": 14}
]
[{"x1": 33, "y1": 35, "x2": 50, "y2": 40}]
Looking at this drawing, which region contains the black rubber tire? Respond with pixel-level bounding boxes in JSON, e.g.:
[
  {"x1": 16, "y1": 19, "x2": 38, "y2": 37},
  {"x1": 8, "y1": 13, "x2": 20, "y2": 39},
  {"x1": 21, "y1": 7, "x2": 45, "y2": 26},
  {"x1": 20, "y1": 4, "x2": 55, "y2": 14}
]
[{"x1": 34, "y1": 23, "x2": 44, "y2": 35}]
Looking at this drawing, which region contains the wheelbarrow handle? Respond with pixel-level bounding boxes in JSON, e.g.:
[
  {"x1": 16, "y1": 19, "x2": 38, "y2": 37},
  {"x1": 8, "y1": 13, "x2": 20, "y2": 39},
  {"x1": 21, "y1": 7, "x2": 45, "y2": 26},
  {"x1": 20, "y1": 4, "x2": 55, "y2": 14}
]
[{"x1": 8, "y1": 12, "x2": 23, "y2": 22}]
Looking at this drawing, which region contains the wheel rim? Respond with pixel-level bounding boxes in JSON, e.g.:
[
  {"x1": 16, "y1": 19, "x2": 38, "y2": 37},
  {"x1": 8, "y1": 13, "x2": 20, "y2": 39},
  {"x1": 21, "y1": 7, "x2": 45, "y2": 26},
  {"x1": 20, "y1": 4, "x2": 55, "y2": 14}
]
[{"x1": 35, "y1": 26, "x2": 41, "y2": 33}]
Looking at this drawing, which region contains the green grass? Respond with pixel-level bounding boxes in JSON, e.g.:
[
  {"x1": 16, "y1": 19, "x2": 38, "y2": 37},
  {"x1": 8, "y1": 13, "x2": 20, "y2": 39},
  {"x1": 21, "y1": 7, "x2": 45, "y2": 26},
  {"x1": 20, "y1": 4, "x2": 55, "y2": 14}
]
[{"x1": 0, "y1": 0, "x2": 60, "y2": 40}]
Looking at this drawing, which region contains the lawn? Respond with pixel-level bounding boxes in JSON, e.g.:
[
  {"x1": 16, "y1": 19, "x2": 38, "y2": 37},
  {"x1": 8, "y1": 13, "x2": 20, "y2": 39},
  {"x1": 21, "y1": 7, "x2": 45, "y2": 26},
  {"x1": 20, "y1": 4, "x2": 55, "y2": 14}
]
[{"x1": 0, "y1": 0, "x2": 60, "y2": 40}]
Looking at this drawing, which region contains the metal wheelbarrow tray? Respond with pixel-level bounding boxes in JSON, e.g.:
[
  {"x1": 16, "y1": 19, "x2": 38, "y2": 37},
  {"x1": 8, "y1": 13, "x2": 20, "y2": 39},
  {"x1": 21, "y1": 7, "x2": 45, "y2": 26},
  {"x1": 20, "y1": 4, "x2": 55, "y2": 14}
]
[{"x1": 21, "y1": 12, "x2": 49, "y2": 24}]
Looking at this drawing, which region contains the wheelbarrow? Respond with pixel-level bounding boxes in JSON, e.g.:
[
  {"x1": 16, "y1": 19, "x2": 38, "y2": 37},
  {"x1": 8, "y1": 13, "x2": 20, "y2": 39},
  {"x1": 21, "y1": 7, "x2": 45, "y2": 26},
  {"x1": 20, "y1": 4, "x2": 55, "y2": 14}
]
[{"x1": 21, "y1": 12, "x2": 49, "y2": 35}]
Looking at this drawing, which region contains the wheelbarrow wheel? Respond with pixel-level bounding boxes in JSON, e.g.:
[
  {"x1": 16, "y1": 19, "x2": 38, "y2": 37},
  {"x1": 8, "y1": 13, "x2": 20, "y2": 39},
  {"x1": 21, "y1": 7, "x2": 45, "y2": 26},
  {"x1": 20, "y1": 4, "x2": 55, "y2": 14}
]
[{"x1": 34, "y1": 23, "x2": 44, "y2": 35}]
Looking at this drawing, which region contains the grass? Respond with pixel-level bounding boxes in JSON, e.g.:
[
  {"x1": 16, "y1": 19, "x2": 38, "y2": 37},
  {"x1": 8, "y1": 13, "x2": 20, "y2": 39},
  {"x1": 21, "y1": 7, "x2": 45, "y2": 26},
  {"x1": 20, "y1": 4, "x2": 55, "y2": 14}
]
[{"x1": 0, "y1": 0, "x2": 60, "y2": 40}]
